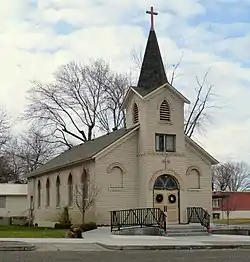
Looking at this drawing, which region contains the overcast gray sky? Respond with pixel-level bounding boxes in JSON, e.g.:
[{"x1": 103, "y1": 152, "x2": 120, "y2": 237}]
[{"x1": 1, "y1": 0, "x2": 250, "y2": 164}]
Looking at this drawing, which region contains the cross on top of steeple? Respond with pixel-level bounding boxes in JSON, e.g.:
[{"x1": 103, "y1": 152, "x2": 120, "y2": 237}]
[
  {"x1": 146, "y1": 6, "x2": 158, "y2": 31},
  {"x1": 135, "y1": 6, "x2": 168, "y2": 95}
]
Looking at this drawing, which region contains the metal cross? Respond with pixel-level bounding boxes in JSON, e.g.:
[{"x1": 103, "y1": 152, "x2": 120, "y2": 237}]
[
  {"x1": 146, "y1": 6, "x2": 158, "y2": 30},
  {"x1": 162, "y1": 154, "x2": 168, "y2": 170}
]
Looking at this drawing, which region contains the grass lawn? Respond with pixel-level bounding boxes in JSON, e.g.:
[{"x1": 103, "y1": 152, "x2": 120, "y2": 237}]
[
  {"x1": 213, "y1": 218, "x2": 250, "y2": 225},
  {"x1": 0, "y1": 226, "x2": 67, "y2": 238}
]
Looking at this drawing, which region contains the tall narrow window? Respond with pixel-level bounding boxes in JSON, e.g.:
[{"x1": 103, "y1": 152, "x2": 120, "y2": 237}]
[
  {"x1": 46, "y1": 178, "x2": 50, "y2": 207},
  {"x1": 133, "y1": 103, "x2": 139, "y2": 124},
  {"x1": 160, "y1": 100, "x2": 170, "y2": 121},
  {"x1": 37, "y1": 181, "x2": 41, "y2": 208},
  {"x1": 56, "y1": 176, "x2": 60, "y2": 207},
  {"x1": 81, "y1": 169, "x2": 89, "y2": 200},
  {"x1": 68, "y1": 174, "x2": 73, "y2": 206},
  {"x1": 30, "y1": 196, "x2": 34, "y2": 210}
]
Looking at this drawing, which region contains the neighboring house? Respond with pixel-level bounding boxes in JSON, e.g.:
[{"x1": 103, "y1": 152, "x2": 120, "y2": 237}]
[
  {"x1": 26, "y1": 9, "x2": 218, "y2": 227},
  {"x1": 0, "y1": 184, "x2": 28, "y2": 225},
  {"x1": 212, "y1": 191, "x2": 250, "y2": 219}
]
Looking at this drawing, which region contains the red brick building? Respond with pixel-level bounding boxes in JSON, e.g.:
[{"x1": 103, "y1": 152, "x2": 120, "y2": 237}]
[{"x1": 212, "y1": 191, "x2": 250, "y2": 219}]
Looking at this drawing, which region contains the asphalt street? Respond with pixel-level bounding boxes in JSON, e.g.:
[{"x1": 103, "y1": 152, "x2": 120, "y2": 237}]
[{"x1": 0, "y1": 250, "x2": 250, "y2": 262}]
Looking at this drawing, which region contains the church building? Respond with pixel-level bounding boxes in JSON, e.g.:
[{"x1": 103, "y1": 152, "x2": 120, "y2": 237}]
[{"x1": 26, "y1": 7, "x2": 218, "y2": 227}]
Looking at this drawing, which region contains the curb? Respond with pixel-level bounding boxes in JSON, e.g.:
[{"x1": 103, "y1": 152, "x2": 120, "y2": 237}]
[
  {"x1": 0, "y1": 245, "x2": 36, "y2": 251},
  {"x1": 96, "y1": 243, "x2": 250, "y2": 251}
]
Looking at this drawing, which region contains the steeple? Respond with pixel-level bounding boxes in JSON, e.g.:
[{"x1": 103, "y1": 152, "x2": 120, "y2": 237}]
[{"x1": 136, "y1": 7, "x2": 168, "y2": 96}]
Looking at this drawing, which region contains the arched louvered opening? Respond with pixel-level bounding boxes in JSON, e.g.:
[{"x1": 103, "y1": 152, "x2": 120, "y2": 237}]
[
  {"x1": 160, "y1": 100, "x2": 170, "y2": 121},
  {"x1": 133, "y1": 103, "x2": 139, "y2": 124}
]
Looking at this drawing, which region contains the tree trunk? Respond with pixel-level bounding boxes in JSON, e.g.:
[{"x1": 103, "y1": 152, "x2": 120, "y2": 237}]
[{"x1": 81, "y1": 210, "x2": 85, "y2": 225}]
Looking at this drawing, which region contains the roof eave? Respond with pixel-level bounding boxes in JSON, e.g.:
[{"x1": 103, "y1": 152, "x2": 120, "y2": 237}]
[
  {"x1": 185, "y1": 136, "x2": 219, "y2": 165},
  {"x1": 121, "y1": 87, "x2": 144, "y2": 109},
  {"x1": 92, "y1": 124, "x2": 140, "y2": 159},
  {"x1": 26, "y1": 157, "x2": 94, "y2": 179},
  {"x1": 143, "y1": 82, "x2": 190, "y2": 104},
  {"x1": 166, "y1": 82, "x2": 191, "y2": 104}
]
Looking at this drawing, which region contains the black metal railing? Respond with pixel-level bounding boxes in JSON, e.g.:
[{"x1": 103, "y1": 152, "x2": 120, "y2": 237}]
[
  {"x1": 187, "y1": 207, "x2": 210, "y2": 229},
  {"x1": 110, "y1": 208, "x2": 166, "y2": 232}
]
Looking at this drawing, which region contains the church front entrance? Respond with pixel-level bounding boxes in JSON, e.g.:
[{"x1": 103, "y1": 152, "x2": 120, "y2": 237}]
[{"x1": 153, "y1": 174, "x2": 180, "y2": 224}]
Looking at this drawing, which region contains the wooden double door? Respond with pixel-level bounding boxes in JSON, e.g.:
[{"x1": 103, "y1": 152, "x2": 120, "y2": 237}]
[{"x1": 154, "y1": 189, "x2": 179, "y2": 224}]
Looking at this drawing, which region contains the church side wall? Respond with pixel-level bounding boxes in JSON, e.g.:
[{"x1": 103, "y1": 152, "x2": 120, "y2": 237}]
[
  {"x1": 185, "y1": 144, "x2": 212, "y2": 214},
  {"x1": 29, "y1": 161, "x2": 96, "y2": 227},
  {"x1": 94, "y1": 132, "x2": 138, "y2": 225}
]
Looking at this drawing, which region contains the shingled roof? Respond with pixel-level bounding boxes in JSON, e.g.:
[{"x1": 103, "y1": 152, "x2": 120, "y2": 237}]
[
  {"x1": 27, "y1": 126, "x2": 137, "y2": 178},
  {"x1": 136, "y1": 29, "x2": 168, "y2": 96}
]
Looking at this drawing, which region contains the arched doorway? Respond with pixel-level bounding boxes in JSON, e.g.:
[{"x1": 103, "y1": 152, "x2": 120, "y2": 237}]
[{"x1": 153, "y1": 174, "x2": 180, "y2": 224}]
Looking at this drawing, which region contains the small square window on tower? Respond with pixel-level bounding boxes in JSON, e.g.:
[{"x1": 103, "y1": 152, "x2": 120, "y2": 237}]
[{"x1": 155, "y1": 134, "x2": 176, "y2": 152}]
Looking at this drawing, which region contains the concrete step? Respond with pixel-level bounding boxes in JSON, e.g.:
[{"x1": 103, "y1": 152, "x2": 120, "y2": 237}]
[
  {"x1": 167, "y1": 231, "x2": 210, "y2": 237},
  {"x1": 166, "y1": 224, "x2": 210, "y2": 237}
]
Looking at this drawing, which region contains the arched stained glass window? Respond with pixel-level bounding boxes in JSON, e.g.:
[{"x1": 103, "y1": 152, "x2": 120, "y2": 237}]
[{"x1": 153, "y1": 175, "x2": 178, "y2": 190}]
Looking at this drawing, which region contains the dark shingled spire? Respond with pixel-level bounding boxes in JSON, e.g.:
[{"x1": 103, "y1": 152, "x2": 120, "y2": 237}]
[{"x1": 136, "y1": 29, "x2": 168, "y2": 96}]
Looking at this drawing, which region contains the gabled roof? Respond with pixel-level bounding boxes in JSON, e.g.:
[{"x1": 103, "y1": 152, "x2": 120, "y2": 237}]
[
  {"x1": 185, "y1": 136, "x2": 219, "y2": 165},
  {"x1": 26, "y1": 126, "x2": 137, "y2": 178},
  {"x1": 136, "y1": 29, "x2": 168, "y2": 95},
  {"x1": 122, "y1": 83, "x2": 190, "y2": 109}
]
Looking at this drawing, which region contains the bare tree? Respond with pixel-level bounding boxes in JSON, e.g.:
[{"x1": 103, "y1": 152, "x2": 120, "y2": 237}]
[
  {"x1": 217, "y1": 193, "x2": 236, "y2": 225},
  {"x1": 4, "y1": 124, "x2": 61, "y2": 180},
  {"x1": 131, "y1": 47, "x2": 143, "y2": 72},
  {"x1": 97, "y1": 72, "x2": 129, "y2": 132},
  {"x1": 184, "y1": 69, "x2": 216, "y2": 137},
  {"x1": 0, "y1": 155, "x2": 20, "y2": 183},
  {"x1": 0, "y1": 108, "x2": 11, "y2": 150},
  {"x1": 131, "y1": 50, "x2": 216, "y2": 138},
  {"x1": 74, "y1": 168, "x2": 100, "y2": 224},
  {"x1": 23, "y1": 59, "x2": 129, "y2": 147},
  {"x1": 212, "y1": 161, "x2": 250, "y2": 192}
]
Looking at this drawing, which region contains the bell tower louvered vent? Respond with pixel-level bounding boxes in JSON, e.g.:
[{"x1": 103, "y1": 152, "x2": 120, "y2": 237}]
[
  {"x1": 160, "y1": 100, "x2": 170, "y2": 121},
  {"x1": 133, "y1": 103, "x2": 139, "y2": 124}
]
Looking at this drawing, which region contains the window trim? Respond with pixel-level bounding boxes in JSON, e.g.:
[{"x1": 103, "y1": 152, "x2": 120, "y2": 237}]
[
  {"x1": 212, "y1": 199, "x2": 220, "y2": 208},
  {"x1": 186, "y1": 167, "x2": 201, "y2": 189},
  {"x1": 155, "y1": 133, "x2": 176, "y2": 152},
  {"x1": 0, "y1": 196, "x2": 6, "y2": 209},
  {"x1": 109, "y1": 166, "x2": 124, "y2": 189},
  {"x1": 213, "y1": 213, "x2": 220, "y2": 219}
]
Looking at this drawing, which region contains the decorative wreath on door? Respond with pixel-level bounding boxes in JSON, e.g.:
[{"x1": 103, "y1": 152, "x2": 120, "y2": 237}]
[
  {"x1": 156, "y1": 194, "x2": 164, "y2": 203},
  {"x1": 168, "y1": 194, "x2": 176, "y2": 204}
]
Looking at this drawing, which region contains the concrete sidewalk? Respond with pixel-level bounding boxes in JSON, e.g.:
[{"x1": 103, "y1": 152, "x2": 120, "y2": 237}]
[
  {"x1": 0, "y1": 241, "x2": 35, "y2": 251},
  {"x1": 2, "y1": 227, "x2": 250, "y2": 251}
]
